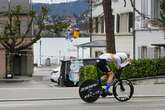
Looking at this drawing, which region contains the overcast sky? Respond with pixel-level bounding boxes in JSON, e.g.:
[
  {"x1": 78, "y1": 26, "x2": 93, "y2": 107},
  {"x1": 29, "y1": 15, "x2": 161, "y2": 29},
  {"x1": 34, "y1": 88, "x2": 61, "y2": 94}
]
[{"x1": 32, "y1": 0, "x2": 78, "y2": 4}]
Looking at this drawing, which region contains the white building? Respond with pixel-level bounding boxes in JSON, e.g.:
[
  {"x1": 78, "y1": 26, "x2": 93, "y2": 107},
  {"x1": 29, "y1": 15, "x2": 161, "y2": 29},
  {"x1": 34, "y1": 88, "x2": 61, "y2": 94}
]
[
  {"x1": 80, "y1": 0, "x2": 165, "y2": 59},
  {"x1": 33, "y1": 38, "x2": 90, "y2": 66}
]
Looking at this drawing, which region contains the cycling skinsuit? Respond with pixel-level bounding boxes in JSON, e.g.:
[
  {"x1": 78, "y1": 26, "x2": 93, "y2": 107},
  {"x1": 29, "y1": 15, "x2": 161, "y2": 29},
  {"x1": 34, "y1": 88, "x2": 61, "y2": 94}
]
[{"x1": 97, "y1": 53, "x2": 128, "y2": 73}]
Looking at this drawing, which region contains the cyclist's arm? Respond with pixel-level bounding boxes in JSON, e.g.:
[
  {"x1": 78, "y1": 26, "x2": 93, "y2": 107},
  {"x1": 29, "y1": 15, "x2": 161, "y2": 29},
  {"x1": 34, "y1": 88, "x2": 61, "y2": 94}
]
[
  {"x1": 116, "y1": 59, "x2": 130, "y2": 69},
  {"x1": 120, "y1": 62, "x2": 129, "y2": 68}
]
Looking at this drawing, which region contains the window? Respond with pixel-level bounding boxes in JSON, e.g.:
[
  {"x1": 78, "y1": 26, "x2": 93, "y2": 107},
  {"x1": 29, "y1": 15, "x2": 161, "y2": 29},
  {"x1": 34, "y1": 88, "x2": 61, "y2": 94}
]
[
  {"x1": 141, "y1": 46, "x2": 147, "y2": 59},
  {"x1": 154, "y1": 47, "x2": 161, "y2": 58},
  {"x1": 117, "y1": 13, "x2": 132, "y2": 33},
  {"x1": 95, "y1": 51, "x2": 103, "y2": 57},
  {"x1": 120, "y1": 13, "x2": 129, "y2": 33}
]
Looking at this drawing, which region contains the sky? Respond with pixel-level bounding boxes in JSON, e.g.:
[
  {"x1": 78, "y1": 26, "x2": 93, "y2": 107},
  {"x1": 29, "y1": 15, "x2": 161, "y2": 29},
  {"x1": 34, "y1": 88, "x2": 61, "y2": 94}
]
[{"x1": 32, "y1": 0, "x2": 78, "y2": 4}]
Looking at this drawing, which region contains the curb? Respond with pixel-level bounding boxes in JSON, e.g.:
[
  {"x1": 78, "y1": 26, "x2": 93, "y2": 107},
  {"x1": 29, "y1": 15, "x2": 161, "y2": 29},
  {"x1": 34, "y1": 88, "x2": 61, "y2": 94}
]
[
  {"x1": 0, "y1": 97, "x2": 80, "y2": 102},
  {"x1": 0, "y1": 78, "x2": 31, "y2": 83},
  {"x1": 130, "y1": 75, "x2": 165, "y2": 81},
  {"x1": 130, "y1": 75, "x2": 165, "y2": 85}
]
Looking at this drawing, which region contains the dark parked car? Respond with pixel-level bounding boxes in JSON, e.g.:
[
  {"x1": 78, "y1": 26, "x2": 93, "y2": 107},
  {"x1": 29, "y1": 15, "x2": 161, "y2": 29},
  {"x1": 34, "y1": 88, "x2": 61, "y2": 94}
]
[{"x1": 58, "y1": 58, "x2": 97, "y2": 87}]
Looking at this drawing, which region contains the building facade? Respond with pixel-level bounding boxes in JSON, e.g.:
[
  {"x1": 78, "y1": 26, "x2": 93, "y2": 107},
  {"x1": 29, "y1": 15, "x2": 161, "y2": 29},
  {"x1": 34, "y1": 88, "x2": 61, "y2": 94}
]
[
  {"x1": 89, "y1": 0, "x2": 165, "y2": 59},
  {"x1": 135, "y1": 0, "x2": 165, "y2": 59},
  {"x1": 0, "y1": 0, "x2": 33, "y2": 78}
]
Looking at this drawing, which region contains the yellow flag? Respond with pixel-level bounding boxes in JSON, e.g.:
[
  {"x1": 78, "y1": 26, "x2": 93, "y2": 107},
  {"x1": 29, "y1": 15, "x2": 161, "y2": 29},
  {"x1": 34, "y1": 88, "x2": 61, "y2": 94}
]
[{"x1": 73, "y1": 30, "x2": 80, "y2": 39}]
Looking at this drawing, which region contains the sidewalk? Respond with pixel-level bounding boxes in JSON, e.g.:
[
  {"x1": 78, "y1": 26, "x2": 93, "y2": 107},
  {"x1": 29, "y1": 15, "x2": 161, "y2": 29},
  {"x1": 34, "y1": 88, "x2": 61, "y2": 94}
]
[{"x1": 0, "y1": 66, "x2": 55, "y2": 83}]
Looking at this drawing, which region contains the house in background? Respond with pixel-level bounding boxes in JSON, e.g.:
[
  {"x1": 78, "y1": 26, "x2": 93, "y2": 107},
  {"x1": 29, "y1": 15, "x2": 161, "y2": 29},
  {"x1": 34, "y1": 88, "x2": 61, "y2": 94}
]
[
  {"x1": 0, "y1": 0, "x2": 33, "y2": 78},
  {"x1": 135, "y1": 0, "x2": 165, "y2": 59},
  {"x1": 78, "y1": 0, "x2": 165, "y2": 59}
]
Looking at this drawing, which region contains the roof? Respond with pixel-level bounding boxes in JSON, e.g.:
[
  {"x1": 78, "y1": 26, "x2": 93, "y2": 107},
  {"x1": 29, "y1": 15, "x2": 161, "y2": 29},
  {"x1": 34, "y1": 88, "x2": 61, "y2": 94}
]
[
  {"x1": 77, "y1": 40, "x2": 106, "y2": 48},
  {"x1": 151, "y1": 43, "x2": 165, "y2": 47},
  {"x1": 60, "y1": 58, "x2": 98, "y2": 62}
]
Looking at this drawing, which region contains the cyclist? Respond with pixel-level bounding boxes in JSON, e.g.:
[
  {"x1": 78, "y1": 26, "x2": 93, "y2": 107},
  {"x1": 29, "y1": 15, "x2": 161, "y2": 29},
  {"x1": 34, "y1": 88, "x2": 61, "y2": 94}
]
[{"x1": 97, "y1": 52, "x2": 130, "y2": 94}]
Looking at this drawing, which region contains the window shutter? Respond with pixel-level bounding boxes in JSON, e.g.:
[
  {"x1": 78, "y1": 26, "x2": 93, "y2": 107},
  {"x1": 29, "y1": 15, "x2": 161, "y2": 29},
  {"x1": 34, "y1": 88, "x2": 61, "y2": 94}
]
[
  {"x1": 151, "y1": 0, "x2": 159, "y2": 19},
  {"x1": 95, "y1": 17, "x2": 98, "y2": 33},
  {"x1": 160, "y1": 47, "x2": 165, "y2": 57},
  {"x1": 147, "y1": 47, "x2": 154, "y2": 59},
  {"x1": 129, "y1": 12, "x2": 133, "y2": 32},
  {"x1": 112, "y1": 15, "x2": 115, "y2": 33},
  {"x1": 116, "y1": 14, "x2": 120, "y2": 33},
  {"x1": 101, "y1": 16, "x2": 104, "y2": 33},
  {"x1": 138, "y1": 47, "x2": 141, "y2": 59}
]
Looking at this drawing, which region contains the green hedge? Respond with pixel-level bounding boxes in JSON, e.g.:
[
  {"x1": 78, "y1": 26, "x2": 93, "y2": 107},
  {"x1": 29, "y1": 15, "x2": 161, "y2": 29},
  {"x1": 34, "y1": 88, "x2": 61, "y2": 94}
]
[{"x1": 80, "y1": 57, "x2": 165, "y2": 82}]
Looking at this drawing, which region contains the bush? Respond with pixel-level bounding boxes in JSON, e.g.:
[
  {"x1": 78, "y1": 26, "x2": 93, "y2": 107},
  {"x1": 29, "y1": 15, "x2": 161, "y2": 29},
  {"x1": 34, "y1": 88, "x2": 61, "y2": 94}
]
[
  {"x1": 79, "y1": 65, "x2": 97, "y2": 83},
  {"x1": 80, "y1": 57, "x2": 165, "y2": 81}
]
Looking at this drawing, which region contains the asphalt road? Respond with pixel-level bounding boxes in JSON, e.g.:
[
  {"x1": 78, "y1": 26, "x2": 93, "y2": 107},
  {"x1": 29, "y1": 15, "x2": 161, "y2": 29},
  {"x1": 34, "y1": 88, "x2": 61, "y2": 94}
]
[{"x1": 0, "y1": 97, "x2": 164, "y2": 110}]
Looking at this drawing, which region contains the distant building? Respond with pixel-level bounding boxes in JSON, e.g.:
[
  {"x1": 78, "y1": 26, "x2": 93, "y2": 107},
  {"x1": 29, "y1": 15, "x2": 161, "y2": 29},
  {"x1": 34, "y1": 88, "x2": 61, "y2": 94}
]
[
  {"x1": 0, "y1": 0, "x2": 33, "y2": 78},
  {"x1": 79, "y1": 0, "x2": 165, "y2": 59}
]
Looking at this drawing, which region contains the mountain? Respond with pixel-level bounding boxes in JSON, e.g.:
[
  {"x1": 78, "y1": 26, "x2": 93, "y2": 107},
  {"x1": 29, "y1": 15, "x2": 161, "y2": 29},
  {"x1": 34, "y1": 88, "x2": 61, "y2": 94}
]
[{"x1": 32, "y1": 0, "x2": 89, "y2": 17}]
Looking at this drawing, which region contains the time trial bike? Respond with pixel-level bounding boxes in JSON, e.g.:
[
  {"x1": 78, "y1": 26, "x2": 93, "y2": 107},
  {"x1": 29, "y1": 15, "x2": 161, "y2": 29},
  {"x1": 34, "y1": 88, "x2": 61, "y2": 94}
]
[{"x1": 79, "y1": 63, "x2": 134, "y2": 103}]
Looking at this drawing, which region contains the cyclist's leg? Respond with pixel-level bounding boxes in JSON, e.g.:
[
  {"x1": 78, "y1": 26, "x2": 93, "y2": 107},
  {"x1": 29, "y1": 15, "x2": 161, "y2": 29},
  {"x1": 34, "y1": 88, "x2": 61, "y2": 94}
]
[
  {"x1": 107, "y1": 71, "x2": 114, "y2": 84},
  {"x1": 97, "y1": 59, "x2": 113, "y2": 93},
  {"x1": 97, "y1": 60, "x2": 109, "y2": 85},
  {"x1": 104, "y1": 65, "x2": 114, "y2": 93},
  {"x1": 101, "y1": 74, "x2": 108, "y2": 80}
]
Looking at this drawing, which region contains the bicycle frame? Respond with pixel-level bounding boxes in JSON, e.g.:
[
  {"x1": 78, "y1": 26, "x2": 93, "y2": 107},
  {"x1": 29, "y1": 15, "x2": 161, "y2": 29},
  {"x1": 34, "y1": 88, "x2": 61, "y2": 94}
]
[{"x1": 95, "y1": 64, "x2": 125, "y2": 91}]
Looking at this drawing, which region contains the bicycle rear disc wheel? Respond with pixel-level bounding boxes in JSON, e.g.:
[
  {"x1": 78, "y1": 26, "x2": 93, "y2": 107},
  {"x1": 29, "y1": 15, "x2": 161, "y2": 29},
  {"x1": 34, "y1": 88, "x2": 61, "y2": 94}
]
[
  {"x1": 79, "y1": 80, "x2": 100, "y2": 103},
  {"x1": 113, "y1": 79, "x2": 134, "y2": 102}
]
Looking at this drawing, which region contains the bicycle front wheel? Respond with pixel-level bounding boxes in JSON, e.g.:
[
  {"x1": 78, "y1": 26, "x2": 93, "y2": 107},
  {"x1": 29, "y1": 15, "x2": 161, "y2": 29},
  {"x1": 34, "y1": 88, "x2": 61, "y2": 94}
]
[{"x1": 113, "y1": 79, "x2": 134, "y2": 102}]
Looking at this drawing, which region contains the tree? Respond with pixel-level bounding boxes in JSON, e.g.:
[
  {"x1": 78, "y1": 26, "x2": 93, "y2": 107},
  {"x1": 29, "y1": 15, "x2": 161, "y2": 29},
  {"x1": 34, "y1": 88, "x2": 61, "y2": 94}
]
[
  {"x1": 102, "y1": 0, "x2": 116, "y2": 53},
  {"x1": 45, "y1": 21, "x2": 69, "y2": 37},
  {"x1": 42, "y1": 15, "x2": 70, "y2": 37},
  {"x1": 0, "y1": 6, "x2": 47, "y2": 78}
]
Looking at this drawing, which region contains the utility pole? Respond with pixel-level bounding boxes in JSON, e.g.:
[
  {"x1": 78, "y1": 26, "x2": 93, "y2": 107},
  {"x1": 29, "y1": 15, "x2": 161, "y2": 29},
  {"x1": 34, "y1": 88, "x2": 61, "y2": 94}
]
[
  {"x1": 89, "y1": 0, "x2": 93, "y2": 57},
  {"x1": 133, "y1": 0, "x2": 136, "y2": 59},
  {"x1": 39, "y1": 40, "x2": 42, "y2": 66}
]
